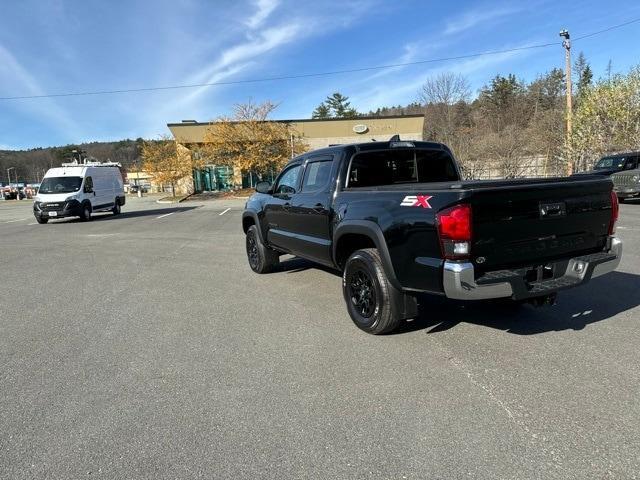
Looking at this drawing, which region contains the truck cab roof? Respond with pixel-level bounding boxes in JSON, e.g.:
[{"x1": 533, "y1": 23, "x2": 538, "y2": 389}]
[{"x1": 288, "y1": 139, "x2": 450, "y2": 165}]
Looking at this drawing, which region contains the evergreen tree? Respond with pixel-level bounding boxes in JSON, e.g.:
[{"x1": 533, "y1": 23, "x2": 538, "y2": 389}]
[
  {"x1": 312, "y1": 103, "x2": 331, "y2": 119},
  {"x1": 574, "y1": 52, "x2": 593, "y2": 97},
  {"x1": 311, "y1": 92, "x2": 359, "y2": 118}
]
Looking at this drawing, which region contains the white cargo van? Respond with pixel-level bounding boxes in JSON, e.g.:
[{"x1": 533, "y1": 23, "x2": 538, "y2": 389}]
[{"x1": 33, "y1": 162, "x2": 125, "y2": 224}]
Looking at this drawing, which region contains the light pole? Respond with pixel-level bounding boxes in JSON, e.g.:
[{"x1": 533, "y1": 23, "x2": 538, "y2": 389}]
[
  {"x1": 560, "y1": 29, "x2": 573, "y2": 175},
  {"x1": 7, "y1": 167, "x2": 16, "y2": 200}
]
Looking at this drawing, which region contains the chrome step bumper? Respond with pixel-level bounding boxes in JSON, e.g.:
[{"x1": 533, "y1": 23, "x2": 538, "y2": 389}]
[{"x1": 443, "y1": 236, "x2": 622, "y2": 300}]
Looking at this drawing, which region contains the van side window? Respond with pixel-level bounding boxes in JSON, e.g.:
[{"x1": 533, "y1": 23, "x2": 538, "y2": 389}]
[{"x1": 84, "y1": 176, "x2": 93, "y2": 193}]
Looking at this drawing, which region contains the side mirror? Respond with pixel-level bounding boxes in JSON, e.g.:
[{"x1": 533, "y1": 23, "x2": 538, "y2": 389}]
[{"x1": 255, "y1": 181, "x2": 271, "y2": 194}]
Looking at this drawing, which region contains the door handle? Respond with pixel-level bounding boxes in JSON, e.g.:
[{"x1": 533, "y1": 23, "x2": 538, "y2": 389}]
[{"x1": 313, "y1": 203, "x2": 325, "y2": 213}]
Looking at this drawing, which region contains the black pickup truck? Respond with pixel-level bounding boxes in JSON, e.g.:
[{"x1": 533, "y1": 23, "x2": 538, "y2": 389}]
[{"x1": 242, "y1": 138, "x2": 622, "y2": 334}]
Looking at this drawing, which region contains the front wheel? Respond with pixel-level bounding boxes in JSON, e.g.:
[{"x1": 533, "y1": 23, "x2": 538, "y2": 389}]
[
  {"x1": 342, "y1": 248, "x2": 401, "y2": 335},
  {"x1": 245, "y1": 225, "x2": 279, "y2": 273},
  {"x1": 80, "y1": 204, "x2": 92, "y2": 222},
  {"x1": 35, "y1": 216, "x2": 48, "y2": 224}
]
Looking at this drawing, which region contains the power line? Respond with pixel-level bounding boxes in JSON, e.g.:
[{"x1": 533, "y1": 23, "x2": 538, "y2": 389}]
[
  {"x1": 1, "y1": 16, "x2": 639, "y2": 101},
  {"x1": 573, "y1": 16, "x2": 640, "y2": 40}
]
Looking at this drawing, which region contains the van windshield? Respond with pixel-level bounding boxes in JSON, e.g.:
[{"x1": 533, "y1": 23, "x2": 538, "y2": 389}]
[{"x1": 39, "y1": 177, "x2": 82, "y2": 194}]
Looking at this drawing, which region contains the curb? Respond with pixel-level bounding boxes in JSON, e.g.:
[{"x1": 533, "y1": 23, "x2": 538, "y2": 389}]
[{"x1": 156, "y1": 194, "x2": 192, "y2": 204}]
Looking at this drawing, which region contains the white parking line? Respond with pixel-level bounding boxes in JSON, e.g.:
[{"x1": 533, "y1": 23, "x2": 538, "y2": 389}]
[
  {"x1": 4, "y1": 218, "x2": 29, "y2": 223},
  {"x1": 156, "y1": 212, "x2": 176, "y2": 219},
  {"x1": 219, "y1": 208, "x2": 231, "y2": 216},
  {"x1": 28, "y1": 222, "x2": 38, "y2": 226}
]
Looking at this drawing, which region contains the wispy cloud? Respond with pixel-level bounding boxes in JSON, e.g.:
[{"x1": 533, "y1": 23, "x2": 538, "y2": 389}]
[
  {"x1": 350, "y1": 45, "x2": 537, "y2": 112},
  {"x1": 246, "y1": 0, "x2": 280, "y2": 29},
  {"x1": 172, "y1": 22, "x2": 302, "y2": 111},
  {"x1": 0, "y1": 44, "x2": 79, "y2": 136},
  {"x1": 150, "y1": 0, "x2": 378, "y2": 119},
  {"x1": 444, "y1": 5, "x2": 522, "y2": 36}
]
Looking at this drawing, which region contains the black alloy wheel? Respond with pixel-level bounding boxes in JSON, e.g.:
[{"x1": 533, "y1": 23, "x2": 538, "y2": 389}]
[
  {"x1": 247, "y1": 232, "x2": 260, "y2": 270},
  {"x1": 347, "y1": 268, "x2": 377, "y2": 318},
  {"x1": 245, "y1": 225, "x2": 279, "y2": 273},
  {"x1": 342, "y1": 248, "x2": 402, "y2": 334}
]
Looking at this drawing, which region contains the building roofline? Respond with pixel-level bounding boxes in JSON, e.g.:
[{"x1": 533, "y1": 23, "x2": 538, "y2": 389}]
[{"x1": 167, "y1": 113, "x2": 424, "y2": 128}]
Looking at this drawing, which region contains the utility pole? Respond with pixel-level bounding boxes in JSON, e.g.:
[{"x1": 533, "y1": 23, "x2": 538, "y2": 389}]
[{"x1": 560, "y1": 29, "x2": 573, "y2": 175}]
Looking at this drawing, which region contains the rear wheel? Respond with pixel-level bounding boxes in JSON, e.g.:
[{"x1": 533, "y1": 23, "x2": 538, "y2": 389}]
[
  {"x1": 80, "y1": 204, "x2": 92, "y2": 221},
  {"x1": 35, "y1": 216, "x2": 48, "y2": 224},
  {"x1": 112, "y1": 201, "x2": 121, "y2": 215},
  {"x1": 342, "y1": 248, "x2": 401, "y2": 334},
  {"x1": 618, "y1": 197, "x2": 625, "y2": 204},
  {"x1": 246, "y1": 225, "x2": 279, "y2": 273}
]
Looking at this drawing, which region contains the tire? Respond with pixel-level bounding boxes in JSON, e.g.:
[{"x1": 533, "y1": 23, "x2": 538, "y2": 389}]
[
  {"x1": 342, "y1": 248, "x2": 401, "y2": 334},
  {"x1": 618, "y1": 197, "x2": 625, "y2": 204},
  {"x1": 112, "y1": 201, "x2": 121, "y2": 215},
  {"x1": 80, "y1": 203, "x2": 92, "y2": 222},
  {"x1": 35, "y1": 216, "x2": 48, "y2": 224},
  {"x1": 246, "y1": 225, "x2": 279, "y2": 273}
]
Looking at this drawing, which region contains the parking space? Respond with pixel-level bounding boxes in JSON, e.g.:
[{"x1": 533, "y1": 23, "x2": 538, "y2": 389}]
[{"x1": 1, "y1": 198, "x2": 639, "y2": 479}]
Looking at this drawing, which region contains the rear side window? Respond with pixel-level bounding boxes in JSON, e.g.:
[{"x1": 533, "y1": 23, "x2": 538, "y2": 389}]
[
  {"x1": 84, "y1": 176, "x2": 93, "y2": 192},
  {"x1": 347, "y1": 149, "x2": 458, "y2": 188},
  {"x1": 302, "y1": 160, "x2": 332, "y2": 192}
]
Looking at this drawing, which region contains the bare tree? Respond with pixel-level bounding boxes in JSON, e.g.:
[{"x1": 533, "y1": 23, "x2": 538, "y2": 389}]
[{"x1": 418, "y1": 72, "x2": 471, "y2": 146}]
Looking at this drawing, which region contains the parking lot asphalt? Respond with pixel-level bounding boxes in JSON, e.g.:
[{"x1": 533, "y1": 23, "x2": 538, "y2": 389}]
[{"x1": 1, "y1": 196, "x2": 639, "y2": 479}]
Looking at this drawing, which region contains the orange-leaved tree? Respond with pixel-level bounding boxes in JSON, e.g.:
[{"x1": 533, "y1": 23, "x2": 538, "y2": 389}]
[
  {"x1": 142, "y1": 135, "x2": 204, "y2": 197},
  {"x1": 203, "y1": 101, "x2": 307, "y2": 186}
]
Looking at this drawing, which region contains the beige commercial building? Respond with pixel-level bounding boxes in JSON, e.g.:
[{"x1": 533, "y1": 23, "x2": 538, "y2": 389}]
[{"x1": 166, "y1": 114, "x2": 425, "y2": 192}]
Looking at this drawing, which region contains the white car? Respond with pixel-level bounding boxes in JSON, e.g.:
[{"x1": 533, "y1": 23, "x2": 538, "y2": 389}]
[{"x1": 33, "y1": 162, "x2": 125, "y2": 224}]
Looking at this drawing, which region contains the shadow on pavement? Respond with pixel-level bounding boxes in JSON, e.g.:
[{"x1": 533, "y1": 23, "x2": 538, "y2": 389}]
[
  {"x1": 260, "y1": 256, "x2": 640, "y2": 337},
  {"x1": 48, "y1": 206, "x2": 199, "y2": 223},
  {"x1": 392, "y1": 271, "x2": 640, "y2": 335}
]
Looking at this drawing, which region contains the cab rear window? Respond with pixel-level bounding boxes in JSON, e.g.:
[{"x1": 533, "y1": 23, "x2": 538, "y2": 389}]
[{"x1": 346, "y1": 149, "x2": 458, "y2": 188}]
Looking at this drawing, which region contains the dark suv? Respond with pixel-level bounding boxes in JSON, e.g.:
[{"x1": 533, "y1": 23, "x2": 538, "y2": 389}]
[{"x1": 587, "y1": 152, "x2": 640, "y2": 176}]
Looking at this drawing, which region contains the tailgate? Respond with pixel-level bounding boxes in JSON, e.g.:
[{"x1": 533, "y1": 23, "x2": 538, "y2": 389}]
[{"x1": 469, "y1": 178, "x2": 613, "y2": 271}]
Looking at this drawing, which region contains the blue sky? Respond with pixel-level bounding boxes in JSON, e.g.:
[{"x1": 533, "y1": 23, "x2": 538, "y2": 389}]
[{"x1": 1, "y1": 0, "x2": 639, "y2": 150}]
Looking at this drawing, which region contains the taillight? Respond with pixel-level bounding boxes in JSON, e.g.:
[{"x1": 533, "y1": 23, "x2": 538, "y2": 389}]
[
  {"x1": 436, "y1": 204, "x2": 472, "y2": 260},
  {"x1": 609, "y1": 190, "x2": 619, "y2": 235}
]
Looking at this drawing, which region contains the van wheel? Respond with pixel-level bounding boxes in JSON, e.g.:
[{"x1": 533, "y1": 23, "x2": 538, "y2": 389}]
[
  {"x1": 246, "y1": 225, "x2": 279, "y2": 273},
  {"x1": 35, "y1": 216, "x2": 48, "y2": 224},
  {"x1": 343, "y1": 248, "x2": 401, "y2": 335},
  {"x1": 112, "y1": 202, "x2": 121, "y2": 215},
  {"x1": 80, "y1": 204, "x2": 92, "y2": 221}
]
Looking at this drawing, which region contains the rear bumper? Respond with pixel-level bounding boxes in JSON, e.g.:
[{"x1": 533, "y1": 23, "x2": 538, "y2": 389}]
[
  {"x1": 443, "y1": 236, "x2": 622, "y2": 300},
  {"x1": 615, "y1": 187, "x2": 640, "y2": 198}
]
